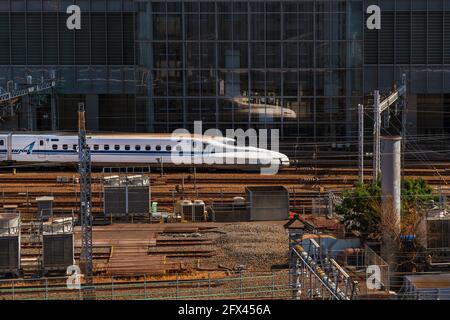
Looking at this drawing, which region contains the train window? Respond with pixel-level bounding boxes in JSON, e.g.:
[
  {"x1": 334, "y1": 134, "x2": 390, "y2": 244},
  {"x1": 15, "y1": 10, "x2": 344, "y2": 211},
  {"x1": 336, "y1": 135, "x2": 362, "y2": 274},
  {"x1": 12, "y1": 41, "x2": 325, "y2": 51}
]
[
  {"x1": 145, "y1": 145, "x2": 151, "y2": 151},
  {"x1": 166, "y1": 145, "x2": 171, "y2": 151},
  {"x1": 104, "y1": 145, "x2": 110, "y2": 150},
  {"x1": 39, "y1": 140, "x2": 44, "y2": 146},
  {"x1": 135, "y1": 145, "x2": 141, "y2": 151},
  {"x1": 156, "y1": 145, "x2": 161, "y2": 151},
  {"x1": 51, "y1": 138, "x2": 59, "y2": 142},
  {"x1": 93, "y1": 144, "x2": 99, "y2": 150},
  {"x1": 114, "y1": 145, "x2": 120, "y2": 150},
  {"x1": 73, "y1": 144, "x2": 77, "y2": 150},
  {"x1": 125, "y1": 145, "x2": 130, "y2": 151},
  {"x1": 62, "y1": 144, "x2": 68, "y2": 150},
  {"x1": 52, "y1": 144, "x2": 58, "y2": 150},
  {"x1": 0, "y1": 140, "x2": 4, "y2": 146}
]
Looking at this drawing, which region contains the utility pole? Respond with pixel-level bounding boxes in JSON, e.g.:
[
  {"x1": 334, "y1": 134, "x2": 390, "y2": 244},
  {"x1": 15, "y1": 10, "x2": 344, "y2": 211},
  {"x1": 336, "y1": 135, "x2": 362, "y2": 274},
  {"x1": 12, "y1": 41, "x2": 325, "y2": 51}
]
[
  {"x1": 78, "y1": 102, "x2": 95, "y2": 299},
  {"x1": 372, "y1": 74, "x2": 407, "y2": 183},
  {"x1": 400, "y1": 74, "x2": 407, "y2": 179},
  {"x1": 373, "y1": 91, "x2": 381, "y2": 182},
  {"x1": 358, "y1": 104, "x2": 364, "y2": 184}
]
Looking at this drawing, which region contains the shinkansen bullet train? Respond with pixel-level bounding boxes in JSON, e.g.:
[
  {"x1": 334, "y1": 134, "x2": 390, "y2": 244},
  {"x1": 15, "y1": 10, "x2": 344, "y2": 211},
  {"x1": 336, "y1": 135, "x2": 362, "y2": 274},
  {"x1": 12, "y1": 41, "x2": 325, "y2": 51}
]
[
  {"x1": 0, "y1": 132, "x2": 290, "y2": 168},
  {"x1": 231, "y1": 97, "x2": 297, "y2": 120}
]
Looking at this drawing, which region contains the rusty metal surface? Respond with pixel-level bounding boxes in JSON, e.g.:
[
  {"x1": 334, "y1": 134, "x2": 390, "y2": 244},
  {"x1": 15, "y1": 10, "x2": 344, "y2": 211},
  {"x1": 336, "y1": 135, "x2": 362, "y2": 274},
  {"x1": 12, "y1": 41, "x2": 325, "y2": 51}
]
[{"x1": 73, "y1": 223, "x2": 219, "y2": 276}]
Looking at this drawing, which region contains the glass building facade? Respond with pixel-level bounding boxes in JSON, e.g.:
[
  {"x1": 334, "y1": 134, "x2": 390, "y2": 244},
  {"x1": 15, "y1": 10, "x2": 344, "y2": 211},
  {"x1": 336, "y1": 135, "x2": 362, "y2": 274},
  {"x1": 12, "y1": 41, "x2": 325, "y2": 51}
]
[
  {"x1": 1, "y1": 0, "x2": 450, "y2": 156},
  {"x1": 137, "y1": 0, "x2": 363, "y2": 152},
  {"x1": 364, "y1": 0, "x2": 450, "y2": 144}
]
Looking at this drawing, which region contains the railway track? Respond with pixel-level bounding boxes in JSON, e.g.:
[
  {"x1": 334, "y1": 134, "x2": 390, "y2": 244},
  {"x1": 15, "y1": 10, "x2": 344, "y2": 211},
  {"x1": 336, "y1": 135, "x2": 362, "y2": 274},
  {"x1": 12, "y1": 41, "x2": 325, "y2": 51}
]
[
  {"x1": 1, "y1": 164, "x2": 448, "y2": 299},
  {"x1": 0, "y1": 277, "x2": 223, "y2": 299},
  {"x1": 1, "y1": 166, "x2": 449, "y2": 218},
  {"x1": 1, "y1": 171, "x2": 432, "y2": 181},
  {"x1": 0, "y1": 270, "x2": 291, "y2": 300}
]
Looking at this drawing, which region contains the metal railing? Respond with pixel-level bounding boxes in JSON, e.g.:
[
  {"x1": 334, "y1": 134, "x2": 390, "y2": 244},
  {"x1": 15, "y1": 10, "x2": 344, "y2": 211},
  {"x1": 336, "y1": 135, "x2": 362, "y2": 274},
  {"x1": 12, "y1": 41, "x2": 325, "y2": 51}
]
[
  {"x1": 364, "y1": 245, "x2": 390, "y2": 292},
  {"x1": 0, "y1": 271, "x2": 293, "y2": 300},
  {"x1": 289, "y1": 240, "x2": 359, "y2": 300}
]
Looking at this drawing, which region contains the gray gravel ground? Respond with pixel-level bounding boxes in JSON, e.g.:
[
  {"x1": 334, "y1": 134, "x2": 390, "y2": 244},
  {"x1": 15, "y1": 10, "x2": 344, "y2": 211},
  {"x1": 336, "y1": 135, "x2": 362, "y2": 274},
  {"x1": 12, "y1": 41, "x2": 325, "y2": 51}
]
[{"x1": 205, "y1": 222, "x2": 289, "y2": 271}]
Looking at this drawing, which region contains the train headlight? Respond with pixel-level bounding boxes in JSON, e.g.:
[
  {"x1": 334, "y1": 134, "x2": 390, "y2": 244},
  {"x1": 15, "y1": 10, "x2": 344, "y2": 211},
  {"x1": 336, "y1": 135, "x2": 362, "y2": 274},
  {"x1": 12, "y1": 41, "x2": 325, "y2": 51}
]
[{"x1": 280, "y1": 156, "x2": 290, "y2": 166}]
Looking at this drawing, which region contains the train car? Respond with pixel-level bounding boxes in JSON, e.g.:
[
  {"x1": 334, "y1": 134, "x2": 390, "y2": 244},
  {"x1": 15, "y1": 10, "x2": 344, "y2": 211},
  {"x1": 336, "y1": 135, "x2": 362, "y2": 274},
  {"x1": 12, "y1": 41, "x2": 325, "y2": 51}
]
[
  {"x1": 0, "y1": 132, "x2": 290, "y2": 168},
  {"x1": 231, "y1": 97, "x2": 297, "y2": 120}
]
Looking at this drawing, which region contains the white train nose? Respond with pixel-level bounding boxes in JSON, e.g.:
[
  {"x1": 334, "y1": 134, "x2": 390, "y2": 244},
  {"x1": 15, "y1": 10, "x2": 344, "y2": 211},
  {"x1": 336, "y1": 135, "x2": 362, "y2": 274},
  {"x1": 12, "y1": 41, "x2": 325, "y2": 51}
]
[
  {"x1": 270, "y1": 151, "x2": 290, "y2": 166},
  {"x1": 281, "y1": 155, "x2": 290, "y2": 166},
  {"x1": 283, "y1": 108, "x2": 297, "y2": 119}
]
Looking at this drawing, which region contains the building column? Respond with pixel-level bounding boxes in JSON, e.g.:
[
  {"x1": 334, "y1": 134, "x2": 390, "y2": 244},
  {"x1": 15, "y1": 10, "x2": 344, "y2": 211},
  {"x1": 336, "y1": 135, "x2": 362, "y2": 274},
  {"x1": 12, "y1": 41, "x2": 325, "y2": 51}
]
[
  {"x1": 50, "y1": 91, "x2": 57, "y2": 130},
  {"x1": 85, "y1": 94, "x2": 99, "y2": 131},
  {"x1": 380, "y1": 136, "x2": 402, "y2": 286},
  {"x1": 406, "y1": 94, "x2": 417, "y2": 137},
  {"x1": 20, "y1": 95, "x2": 37, "y2": 131}
]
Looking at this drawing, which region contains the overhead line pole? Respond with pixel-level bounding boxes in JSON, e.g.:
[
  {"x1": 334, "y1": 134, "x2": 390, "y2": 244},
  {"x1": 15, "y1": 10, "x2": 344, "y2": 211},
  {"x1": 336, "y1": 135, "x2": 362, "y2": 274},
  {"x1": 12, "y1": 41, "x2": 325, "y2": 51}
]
[
  {"x1": 373, "y1": 74, "x2": 407, "y2": 183},
  {"x1": 400, "y1": 74, "x2": 407, "y2": 181},
  {"x1": 373, "y1": 91, "x2": 381, "y2": 182},
  {"x1": 78, "y1": 102, "x2": 95, "y2": 299},
  {"x1": 358, "y1": 104, "x2": 364, "y2": 184}
]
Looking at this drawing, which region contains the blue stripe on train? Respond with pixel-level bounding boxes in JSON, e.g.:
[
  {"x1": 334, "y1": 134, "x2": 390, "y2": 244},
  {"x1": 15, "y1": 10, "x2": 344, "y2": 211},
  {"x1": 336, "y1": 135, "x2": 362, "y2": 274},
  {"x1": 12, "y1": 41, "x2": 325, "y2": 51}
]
[{"x1": 0, "y1": 149, "x2": 205, "y2": 156}]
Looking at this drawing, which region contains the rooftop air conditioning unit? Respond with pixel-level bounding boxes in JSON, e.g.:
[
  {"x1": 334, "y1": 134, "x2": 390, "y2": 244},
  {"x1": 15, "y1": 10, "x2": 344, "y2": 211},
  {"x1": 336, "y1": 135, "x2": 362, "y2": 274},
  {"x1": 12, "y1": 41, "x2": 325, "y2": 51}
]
[{"x1": 192, "y1": 200, "x2": 206, "y2": 222}]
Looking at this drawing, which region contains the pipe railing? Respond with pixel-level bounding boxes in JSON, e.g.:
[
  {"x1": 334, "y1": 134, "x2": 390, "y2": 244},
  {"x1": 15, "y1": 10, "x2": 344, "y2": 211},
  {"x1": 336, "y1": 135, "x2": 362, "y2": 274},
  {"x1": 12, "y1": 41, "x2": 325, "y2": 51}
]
[{"x1": 291, "y1": 241, "x2": 359, "y2": 300}]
